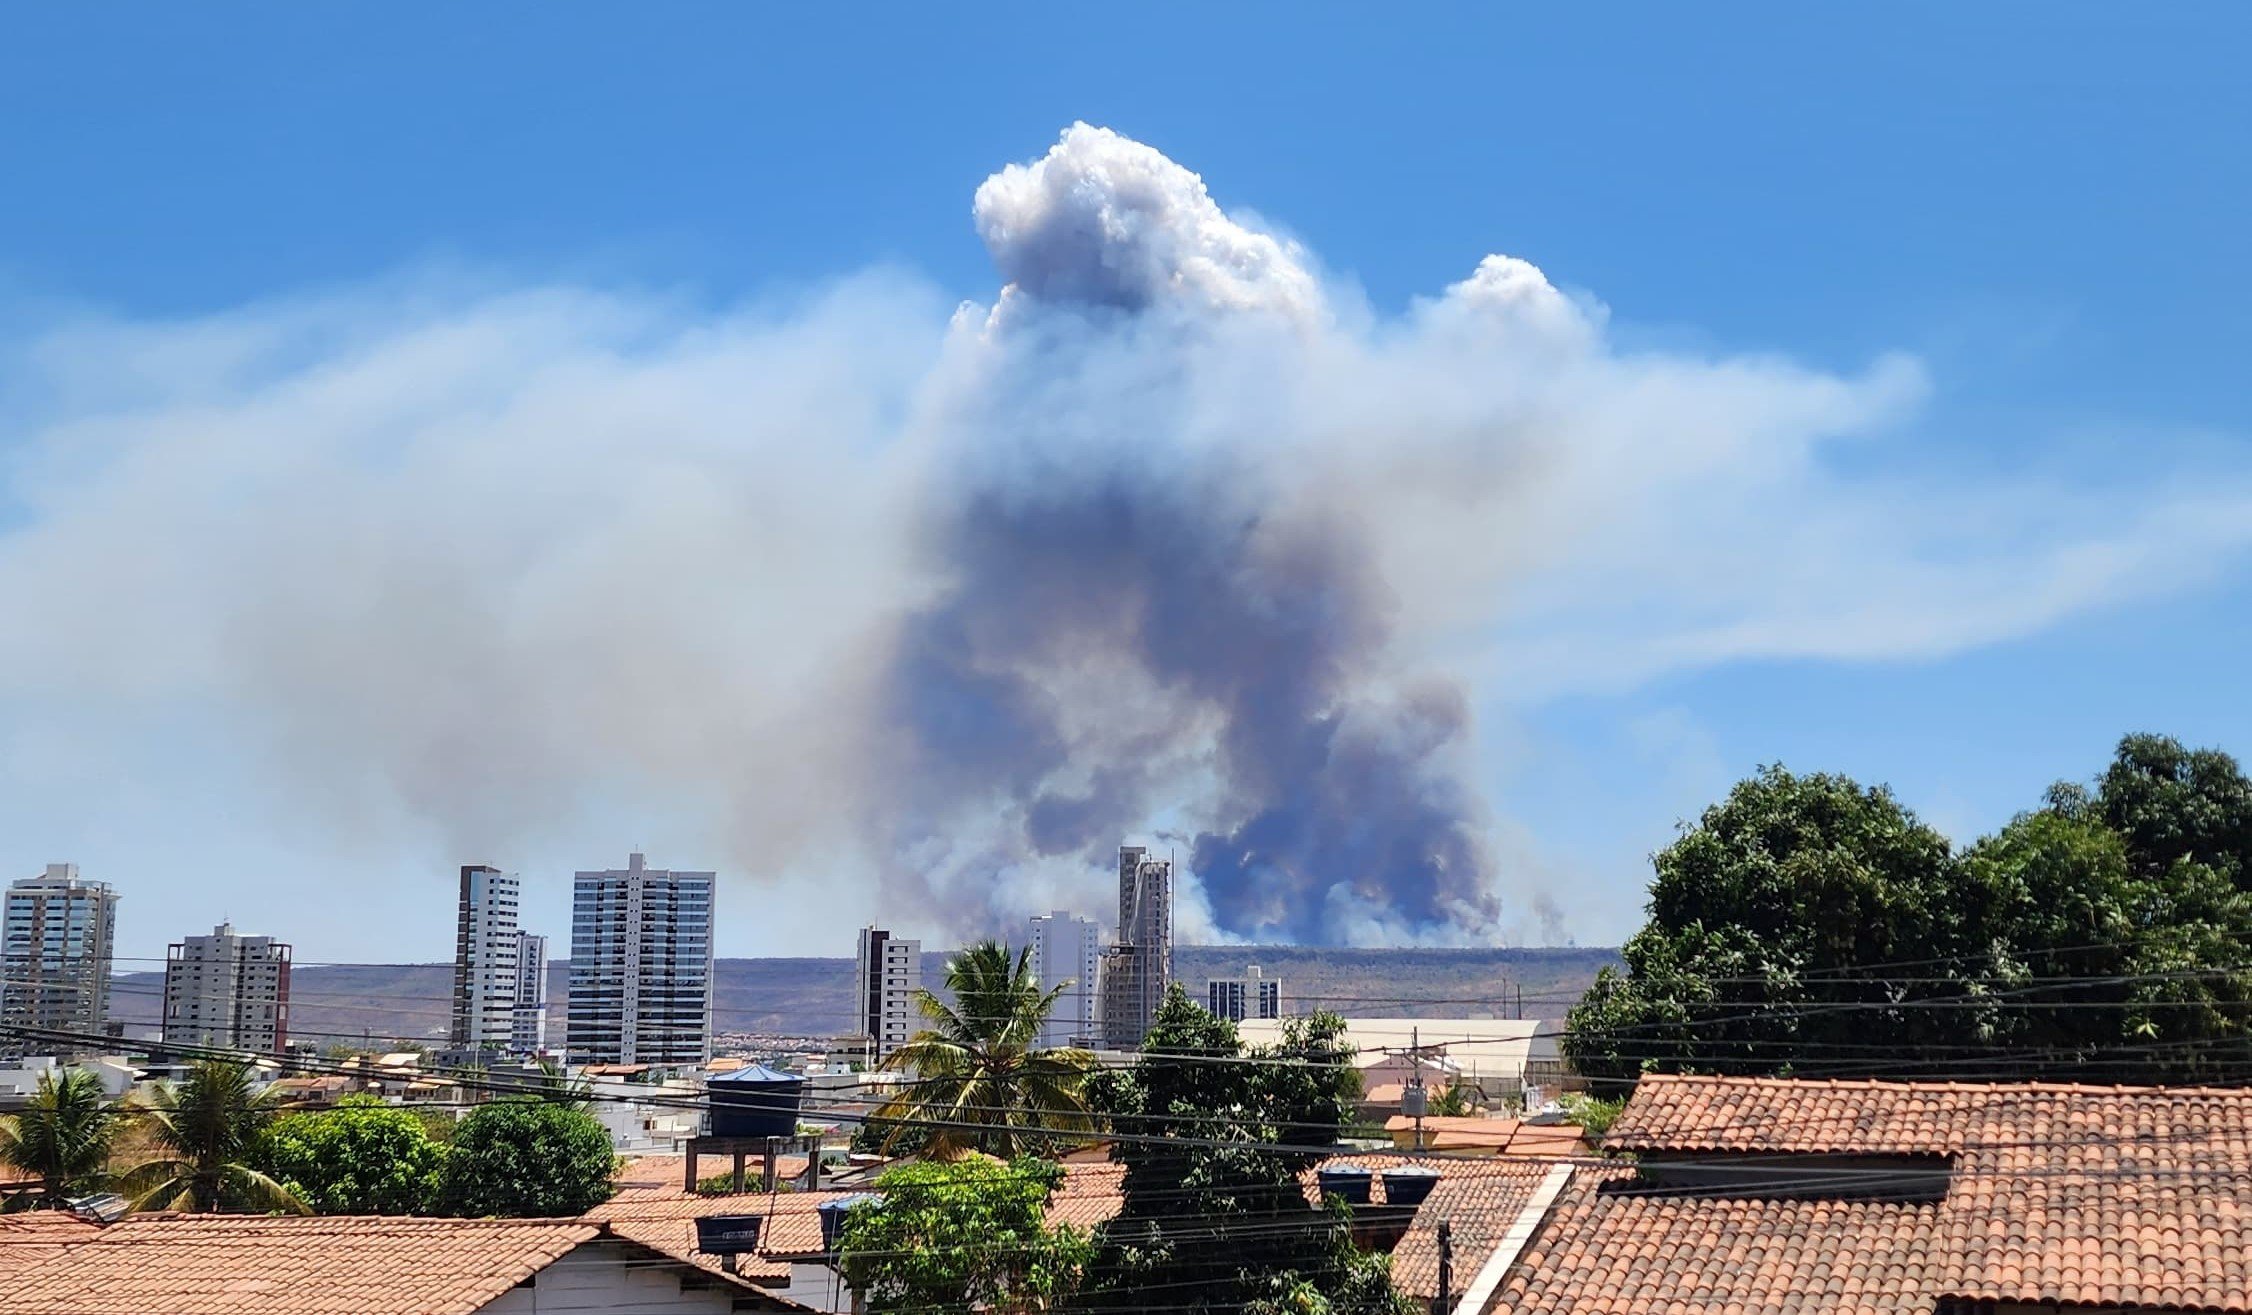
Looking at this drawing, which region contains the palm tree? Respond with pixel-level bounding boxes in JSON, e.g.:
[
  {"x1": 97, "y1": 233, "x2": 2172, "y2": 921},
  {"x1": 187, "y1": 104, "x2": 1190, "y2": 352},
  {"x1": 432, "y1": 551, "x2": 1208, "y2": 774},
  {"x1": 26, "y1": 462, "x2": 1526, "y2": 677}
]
[
  {"x1": 120, "y1": 1060, "x2": 306, "y2": 1213},
  {"x1": 0, "y1": 1068, "x2": 118, "y2": 1208},
  {"x1": 872, "y1": 939, "x2": 1096, "y2": 1158}
]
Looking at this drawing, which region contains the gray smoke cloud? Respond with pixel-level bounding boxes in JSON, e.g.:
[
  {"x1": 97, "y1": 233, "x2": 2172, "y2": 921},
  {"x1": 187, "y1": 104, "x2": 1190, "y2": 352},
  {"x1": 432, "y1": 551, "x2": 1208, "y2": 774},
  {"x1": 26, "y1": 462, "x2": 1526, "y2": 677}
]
[{"x1": 6, "y1": 123, "x2": 2250, "y2": 952}]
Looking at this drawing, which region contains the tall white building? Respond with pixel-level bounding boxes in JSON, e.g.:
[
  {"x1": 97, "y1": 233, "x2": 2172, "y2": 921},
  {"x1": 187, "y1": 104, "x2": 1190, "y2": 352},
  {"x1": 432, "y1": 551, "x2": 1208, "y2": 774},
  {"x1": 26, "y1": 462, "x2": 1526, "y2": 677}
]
[
  {"x1": 512, "y1": 932, "x2": 549, "y2": 1054},
  {"x1": 567, "y1": 853, "x2": 715, "y2": 1067},
  {"x1": 1026, "y1": 911, "x2": 1102, "y2": 1048},
  {"x1": 1207, "y1": 965, "x2": 1282, "y2": 1023},
  {"x1": 450, "y1": 865, "x2": 522, "y2": 1051},
  {"x1": 163, "y1": 923, "x2": 292, "y2": 1052},
  {"x1": 1100, "y1": 845, "x2": 1173, "y2": 1049},
  {"x1": 1, "y1": 865, "x2": 119, "y2": 1058},
  {"x1": 855, "y1": 926, "x2": 921, "y2": 1062}
]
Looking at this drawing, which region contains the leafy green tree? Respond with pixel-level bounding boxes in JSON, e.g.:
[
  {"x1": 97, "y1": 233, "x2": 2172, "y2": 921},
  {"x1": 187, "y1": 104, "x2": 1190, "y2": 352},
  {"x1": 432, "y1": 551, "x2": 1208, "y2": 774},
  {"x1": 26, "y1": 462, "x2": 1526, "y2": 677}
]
[
  {"x1": 1078, "y1": 988, "x2": 1404, "y2": 1315},
  {"x1": 257, "y1": 1095, "x2": 447, "y2": 1214},
  {"x1": 1565, "y1": 766, "x2": 1967, "y2": 1088},
  {"x1": 1568, "y1": 739, "x2": 2252, "y2": 1091},
  {"x1": 2053, "y1": 733, "x2": 2252, "y2": 886},
  {"x1": 0, "y1": 1068, "x2": 118, "y2": 1208},
  {"x1": 442, "y1": 1098, "x2": 615, "y2": 1217},
  {"x1": 121, "y1": 1060, "x2": 306, "y2": 1213},
  {"x1": 873, "y1": 940, "x2": 1096, "y2": 1159},
  {"x1": 837, "y1": 1156, "x2": 1092, "y2": 1314}
]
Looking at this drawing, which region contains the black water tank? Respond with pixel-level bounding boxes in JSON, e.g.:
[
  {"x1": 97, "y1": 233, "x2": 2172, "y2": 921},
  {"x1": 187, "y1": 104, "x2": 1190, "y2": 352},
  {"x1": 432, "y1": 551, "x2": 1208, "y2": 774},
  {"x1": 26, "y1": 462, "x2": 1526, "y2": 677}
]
[
  {"x1": 819, "y1": 1193, "x2": 882, "y2": 1251},
  {"x1": 695, "y1": 1214, "x2": 765, "y2": 1256},
  {"x1": 1316, "y1": 1165, "x2": 1373, "y2": 1205},
  {"x1": 1381, "y1": 1167, "x2": 1441, "y2": 1209},
  {"x1": 707, "y1": 1064, "x2": 806, "y2": 1139}
]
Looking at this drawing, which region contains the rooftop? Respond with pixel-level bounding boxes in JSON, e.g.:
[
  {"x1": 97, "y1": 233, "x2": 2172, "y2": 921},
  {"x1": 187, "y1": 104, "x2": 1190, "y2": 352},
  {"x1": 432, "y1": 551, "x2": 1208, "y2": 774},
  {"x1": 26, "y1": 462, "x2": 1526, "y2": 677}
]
[{"x1": 1495, "y1": 1075, "x2": 2252, "y2": 1315}]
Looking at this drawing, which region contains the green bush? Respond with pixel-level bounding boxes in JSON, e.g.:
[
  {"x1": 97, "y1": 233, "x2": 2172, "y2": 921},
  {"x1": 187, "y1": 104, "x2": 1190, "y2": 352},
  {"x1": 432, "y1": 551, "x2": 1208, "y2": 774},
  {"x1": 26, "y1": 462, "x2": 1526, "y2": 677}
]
[
  {"x1": 442, "y1": 1099, "x2": 616, "y2": 1217},
  {"x1": 259, "y1": 1095, "x2": 446, "y2": 1214}
]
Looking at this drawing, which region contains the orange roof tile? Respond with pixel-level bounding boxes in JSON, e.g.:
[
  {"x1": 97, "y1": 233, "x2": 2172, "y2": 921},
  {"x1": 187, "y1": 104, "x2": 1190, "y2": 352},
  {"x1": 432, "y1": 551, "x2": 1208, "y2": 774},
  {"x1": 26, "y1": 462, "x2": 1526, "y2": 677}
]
[
  {"x1": 1496, "y1": 1176, "x2": 1941, "y2": 1315},
  {"x1": 1496, "y1": 1076, "x2": 2252, "y2": 1315},
  {"x1": 1, "y1": 1216, "x2": 602, "y2": 1315},
  {"x1": 0, "y1": 1211, "x2": 101, "y2": 1281},
  {"x1": 1312, "y1": 1155, "x2": 1557, "y2": 1302}
]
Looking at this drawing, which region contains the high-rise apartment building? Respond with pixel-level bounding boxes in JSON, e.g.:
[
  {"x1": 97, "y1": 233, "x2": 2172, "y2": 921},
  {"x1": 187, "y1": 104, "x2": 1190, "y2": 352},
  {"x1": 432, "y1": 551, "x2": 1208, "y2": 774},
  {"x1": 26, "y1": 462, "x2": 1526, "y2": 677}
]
[
  {"x1": 512, "y1": 932, "x2": 549, "y2": 1054},
  {"x1": 567, "y1": 852, "x2": 715, "y2": 1067},
  {"x1": 1206, "y1": 965, "x2": 1282, "y2": 1023},
  {"x1": 0, "y1": 865, "x2": 119, "y2": 1058},
  {"x1": 1026, "y1": 911, "x2": 1102, "y2": 1048},
  {"x1": 450, "y1": 865, "x2": 522, "y2": 1051},
  {"x1": 163, "y1": 923, "x2": 292, "y2": 1052},
  {"x1": 855, "y1": 926, "x2": 921, "y2": 1061},
  {"x1": 1099, "y1": 845, "x2": 1173, "y2": 1050}
]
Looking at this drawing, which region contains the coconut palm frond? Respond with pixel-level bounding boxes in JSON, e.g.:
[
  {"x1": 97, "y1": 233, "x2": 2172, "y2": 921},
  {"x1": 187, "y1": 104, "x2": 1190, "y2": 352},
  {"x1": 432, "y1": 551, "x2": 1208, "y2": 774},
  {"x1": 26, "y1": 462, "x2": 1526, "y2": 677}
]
[{"x1": 871, "y1": 938, "x2": 1098, "y2": 1159}]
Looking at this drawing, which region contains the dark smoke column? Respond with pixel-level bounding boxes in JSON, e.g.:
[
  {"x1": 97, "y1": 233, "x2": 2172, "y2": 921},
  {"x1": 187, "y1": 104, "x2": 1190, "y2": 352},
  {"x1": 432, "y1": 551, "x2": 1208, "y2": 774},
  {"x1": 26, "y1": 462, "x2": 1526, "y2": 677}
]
[{"x1": 875, "y1": 123, "x2": 1505, "y2": 947}]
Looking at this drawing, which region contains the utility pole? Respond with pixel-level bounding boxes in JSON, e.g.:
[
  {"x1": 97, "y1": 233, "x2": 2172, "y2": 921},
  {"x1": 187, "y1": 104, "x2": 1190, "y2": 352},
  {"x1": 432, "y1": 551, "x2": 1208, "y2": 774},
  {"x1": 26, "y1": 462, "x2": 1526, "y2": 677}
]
[
  {"x1": 1403, "y1": 1025, "x2": 1428, "y2": 1151},
  {"x1": 1433, "y1": 1221, "x2": 1453, "y2": 1314}
]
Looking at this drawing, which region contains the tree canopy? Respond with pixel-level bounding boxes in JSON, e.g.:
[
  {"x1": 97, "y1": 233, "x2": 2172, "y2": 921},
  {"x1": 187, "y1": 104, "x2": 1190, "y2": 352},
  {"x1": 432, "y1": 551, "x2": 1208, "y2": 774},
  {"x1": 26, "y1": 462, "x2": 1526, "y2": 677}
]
[
  {"x1": 0, "y1": 1068, "x2": 116, "y2": 1208},
  {"x1": 122, "y1": 1060, "x2": 305, "y2": 1214},
  {"x1": 873, "y1": 939, "x2": 1096, "y2": 1159},
  {"x1": 1077, "y1": 987, "x2": 1409, "y2": 1315},
  {"x1": 258, "y1": 1095, "x2": 447, "y2": 1215},
  {"x1": 441, "y1": 1098, "x2": 615, "y2": 1217},
  {"x1": 836, "y1": 1156, "x2": 1091, "y2": 1314},
  {"x1": 1565, "y1": 736, "x2": 2252, "y2": 1090}
]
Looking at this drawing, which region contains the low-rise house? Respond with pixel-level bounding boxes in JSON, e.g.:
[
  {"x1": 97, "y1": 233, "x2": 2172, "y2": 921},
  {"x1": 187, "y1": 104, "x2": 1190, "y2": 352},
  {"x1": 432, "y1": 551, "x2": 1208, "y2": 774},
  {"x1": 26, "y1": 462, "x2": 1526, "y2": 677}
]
[
  {"x1": 0, "y1": 1214, "x2": 811, "y2": 1313},
  {"x1": 588, "y1": 1072, "x2": 705, "y2": 1152},
  {"x1": 1237, "y1": 1017, "x2": 1565, "y2": 1106},
  {"x1": 1382, "y1": 1114, "x2": 1587, "y2": 1158},
  {"x1": 1486, "y1": 1074, "x2": 2252, "y2": 1315},
  {"x1": 592, "y1": 1150, "x2": 1565, "y2": 1315},
  {"x1": 0, "y1": 1054, "x2": 139, "y2": 1110}
]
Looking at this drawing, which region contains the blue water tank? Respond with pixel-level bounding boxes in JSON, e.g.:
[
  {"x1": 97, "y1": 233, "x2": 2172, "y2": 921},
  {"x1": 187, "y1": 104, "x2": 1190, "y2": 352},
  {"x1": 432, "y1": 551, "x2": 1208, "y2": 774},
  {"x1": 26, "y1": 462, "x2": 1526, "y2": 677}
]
[
  {"x1": 707, "y1": 1064, "x2": 806, "y2": 1139},
  {"x1": 819, "y1": 1193, "x2": 883, "y2": 1252}
]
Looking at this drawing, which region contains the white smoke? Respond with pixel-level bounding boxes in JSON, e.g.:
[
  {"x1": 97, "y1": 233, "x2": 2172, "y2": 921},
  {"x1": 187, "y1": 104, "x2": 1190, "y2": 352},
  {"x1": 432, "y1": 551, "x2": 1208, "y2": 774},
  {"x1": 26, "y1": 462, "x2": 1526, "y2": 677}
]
[{"x1": 4, "y1": 123, "x2": 2249, "y2": 953}]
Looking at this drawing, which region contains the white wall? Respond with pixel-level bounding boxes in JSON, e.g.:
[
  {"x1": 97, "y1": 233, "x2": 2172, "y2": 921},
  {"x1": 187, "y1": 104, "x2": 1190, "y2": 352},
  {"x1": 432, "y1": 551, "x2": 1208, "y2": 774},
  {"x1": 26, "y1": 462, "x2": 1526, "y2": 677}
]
[{"x1": 478, "y1": 1240, "x2": 744, "y2": 1314}]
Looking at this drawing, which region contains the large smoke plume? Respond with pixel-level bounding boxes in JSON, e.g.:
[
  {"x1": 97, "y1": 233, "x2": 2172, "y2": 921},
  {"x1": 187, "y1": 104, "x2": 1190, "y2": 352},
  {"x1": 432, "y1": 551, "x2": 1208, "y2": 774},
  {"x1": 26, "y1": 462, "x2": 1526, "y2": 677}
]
[{"x1": 5, "y1": 124, "x2": 2245, "y2": 951}]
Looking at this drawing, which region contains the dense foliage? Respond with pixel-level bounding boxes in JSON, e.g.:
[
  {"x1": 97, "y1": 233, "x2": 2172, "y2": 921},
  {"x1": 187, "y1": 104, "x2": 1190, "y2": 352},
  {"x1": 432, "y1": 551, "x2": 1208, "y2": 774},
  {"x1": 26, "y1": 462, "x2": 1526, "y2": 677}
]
[
  {"x1": 441, "y1": 1098, "x2": 616, "y2": 1217},
  {"x1": 122, "y1": 1060, "x2": 306, "y2": 1213},
  {"x1": 1076, "y1": 988, "x2": 1411, "y2": 1315},
  {"x1": 258, "y1": 1095, "x2": 447, "y2": 1214},
  {"x1": 0, "y1": 1068, "x2": 117, "y2": 1208},
  {"x1": 873, "y1": 939, "x2": 1096, "y2": 1158},
  {"x1": 1566, "y1": 735, "x2": 2252, "y2": 1089},
  {"x1": 837, "y1": 1156, "x2": 1092, "y2": 1314}
]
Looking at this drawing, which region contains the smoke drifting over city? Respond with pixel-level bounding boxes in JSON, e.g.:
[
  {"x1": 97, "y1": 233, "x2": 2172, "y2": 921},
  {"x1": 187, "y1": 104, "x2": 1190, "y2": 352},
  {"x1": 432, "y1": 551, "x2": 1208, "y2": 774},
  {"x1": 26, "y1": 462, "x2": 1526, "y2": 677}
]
[{"x1": 6, "y1": 124, "x2": 2228, "y2": 950}]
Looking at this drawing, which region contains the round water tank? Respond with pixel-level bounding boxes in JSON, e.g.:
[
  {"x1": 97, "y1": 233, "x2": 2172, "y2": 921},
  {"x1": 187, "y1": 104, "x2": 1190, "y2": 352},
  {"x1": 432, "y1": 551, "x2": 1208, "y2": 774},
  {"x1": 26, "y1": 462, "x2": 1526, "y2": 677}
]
[{"x1": 707, "y1": 1064, "x2": 806, "y2": 1140}]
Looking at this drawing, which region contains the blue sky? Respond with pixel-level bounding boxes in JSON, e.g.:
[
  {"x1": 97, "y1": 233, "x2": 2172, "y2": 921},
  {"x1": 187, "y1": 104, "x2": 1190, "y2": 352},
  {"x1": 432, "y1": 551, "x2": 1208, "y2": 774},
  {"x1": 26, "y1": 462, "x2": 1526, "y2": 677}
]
[{"x1": 2, "y1": 6, "x2": 2248, "y2": 964}]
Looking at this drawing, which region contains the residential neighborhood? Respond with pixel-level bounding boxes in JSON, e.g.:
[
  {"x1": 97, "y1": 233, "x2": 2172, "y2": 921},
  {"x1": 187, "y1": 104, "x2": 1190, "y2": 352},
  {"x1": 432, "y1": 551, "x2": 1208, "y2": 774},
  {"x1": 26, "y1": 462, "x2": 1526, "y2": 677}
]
[{"x1": 4, "y1": 7, "x2": 2249, "y2": 1313}]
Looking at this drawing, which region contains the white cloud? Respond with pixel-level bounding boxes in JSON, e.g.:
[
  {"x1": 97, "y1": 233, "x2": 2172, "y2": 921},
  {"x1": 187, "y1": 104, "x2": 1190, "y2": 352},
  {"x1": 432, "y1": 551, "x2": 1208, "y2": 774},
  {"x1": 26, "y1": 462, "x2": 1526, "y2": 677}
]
[{"x1": 3, "y1": 123, "x2": 2249, "y2": 950}]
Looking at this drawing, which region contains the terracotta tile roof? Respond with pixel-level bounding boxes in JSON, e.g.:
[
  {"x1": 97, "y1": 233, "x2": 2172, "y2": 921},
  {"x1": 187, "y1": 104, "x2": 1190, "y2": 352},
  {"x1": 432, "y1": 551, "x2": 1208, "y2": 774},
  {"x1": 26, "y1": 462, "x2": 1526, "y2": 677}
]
[
  {"x1": 1316, "y1": 1155, "x2": 1557, "y2": 1303},
  {"x1": 592, "y1": 1160, "x2": 1131, "y2": 1281},
  {"x1": 1496, "y1": 1176, "x2": 1942, "y2": 1315},
  {"x1": 0, "y1": 1215, "x2": 602, "y2": 1315},
  {"x1": 1495, "y1": 1076, "x2": 2252, "y2": 1315},
  {"x1": 0, "y1": 1211, "x2": 101, "y2": 1281}
]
